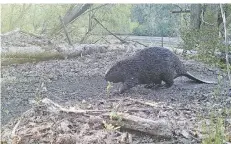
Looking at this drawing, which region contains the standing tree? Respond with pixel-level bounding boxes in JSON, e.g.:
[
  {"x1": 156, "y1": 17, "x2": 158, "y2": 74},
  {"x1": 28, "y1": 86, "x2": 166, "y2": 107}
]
[
  {"x1": 190, "y1": 4, "x2": 202, "y2": 30},
  {"x1": 180, "y1": 4, "x2": 230, "y2": 64}
]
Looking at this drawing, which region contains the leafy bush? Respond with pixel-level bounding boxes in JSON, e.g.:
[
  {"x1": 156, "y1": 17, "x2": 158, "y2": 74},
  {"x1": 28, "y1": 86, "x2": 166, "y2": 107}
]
[{"x1": 180, "y1": 26, "x2": 230, "y2": 65}]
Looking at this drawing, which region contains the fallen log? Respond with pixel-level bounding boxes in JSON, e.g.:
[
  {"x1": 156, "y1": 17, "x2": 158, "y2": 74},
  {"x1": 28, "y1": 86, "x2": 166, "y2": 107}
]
[
  {"x1": 55, "y1": 44, "x2": 109, "y2": 59},
  {"x1": 42, "y1": 98, "x2": 173, "y2": 139},
  {"x1": 103, "y1": 112, "x2": 173, "y2": 139}
]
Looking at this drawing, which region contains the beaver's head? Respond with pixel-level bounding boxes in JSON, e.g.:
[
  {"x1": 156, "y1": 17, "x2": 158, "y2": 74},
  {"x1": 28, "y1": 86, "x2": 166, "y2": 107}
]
[{"x1": 105, "y1": 61, "x2": 126, "y2": 83}]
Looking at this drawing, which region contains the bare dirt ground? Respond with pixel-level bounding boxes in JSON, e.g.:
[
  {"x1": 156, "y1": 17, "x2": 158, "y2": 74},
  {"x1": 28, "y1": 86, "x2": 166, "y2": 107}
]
[{"x1": 1, "y1": 31, "x2": 231, "y2": 143}]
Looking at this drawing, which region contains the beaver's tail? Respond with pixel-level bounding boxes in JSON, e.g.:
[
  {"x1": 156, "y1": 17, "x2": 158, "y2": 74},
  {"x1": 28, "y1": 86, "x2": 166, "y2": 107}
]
[{"x1": 182, "y1": 72, "x2": 217, "y2": 84}]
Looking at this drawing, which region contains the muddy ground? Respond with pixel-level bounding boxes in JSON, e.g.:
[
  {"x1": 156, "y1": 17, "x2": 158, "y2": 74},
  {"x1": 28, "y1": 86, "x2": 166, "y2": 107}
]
[
  {"x1": 1, "y1": 31, "x2": 231, "y2": 143},
  {"x1": 1, "y1": 44, "x2": 230, "y2": 124}
]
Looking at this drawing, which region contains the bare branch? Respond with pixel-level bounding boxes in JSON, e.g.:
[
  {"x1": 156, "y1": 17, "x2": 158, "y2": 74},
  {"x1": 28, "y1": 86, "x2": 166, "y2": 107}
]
[
  {"x1": 51, "y1": 4, "x2": 107, "y2": 37},
  {"x1": 59, "y1": 16, "x2": 73, "y2": 47},
  {"x1": 84, "y1": 4, "x2": 108, "y2": 14},
  {"x1": 93, "y1": 18, "x2": 127, "y2": 44},
  {"x1": 128, "y1": 40, "x2": 148, "y2": 47},
  {"x1": 172, "y1": 4, "x2": 183, "y2": 11}
]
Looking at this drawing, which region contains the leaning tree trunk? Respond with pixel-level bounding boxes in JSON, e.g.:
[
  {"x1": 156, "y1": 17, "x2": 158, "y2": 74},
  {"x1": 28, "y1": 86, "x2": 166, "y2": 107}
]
[
  {"x1": 51, "y1": 4, "x2": 93, "y2": 36},
  {"x1": 190, "y1": 4, "x2": 202, "y2": 30},
  {"x1": 63, "y1": 4, "x2": 93, "y2": 25}
]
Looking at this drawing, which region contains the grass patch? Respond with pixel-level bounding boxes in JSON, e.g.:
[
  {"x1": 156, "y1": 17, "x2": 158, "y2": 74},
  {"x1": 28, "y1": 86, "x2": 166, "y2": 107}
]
[{"x1": 201, "y1": 110, "x2": 231, "y2": 144}]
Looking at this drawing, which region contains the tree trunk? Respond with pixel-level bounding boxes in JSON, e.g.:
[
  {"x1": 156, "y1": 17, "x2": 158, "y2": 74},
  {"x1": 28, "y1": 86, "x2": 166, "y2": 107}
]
[
  {"x1": 51, "y1": 4, "x2": 93, "y2": 36},
  {"x1": 203, "y1": 4, "x2": 219, "y2": 27},
  {"x1": 190, "y1": 4, "x2": 202, "y2": 30},
  {"x1": 219, "y1": 4, "x2": 231, "y2": 38}
]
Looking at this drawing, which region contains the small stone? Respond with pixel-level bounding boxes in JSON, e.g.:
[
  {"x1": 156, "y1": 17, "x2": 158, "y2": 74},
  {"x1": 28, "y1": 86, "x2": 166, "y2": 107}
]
[
  {"x1": 87, "y1": 104, "x2": 92, "y2": 109},
  {"x1": 181, "y1": 130, "x2": 190, "y2": 139},
  {"x1": 82, "y1": 99, "x2": 86, "y2": 104}
]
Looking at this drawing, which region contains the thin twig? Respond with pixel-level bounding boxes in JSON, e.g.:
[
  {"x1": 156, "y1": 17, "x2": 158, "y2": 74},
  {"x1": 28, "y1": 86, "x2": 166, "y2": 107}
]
[
  {"x1": 129, "y1": 98, "x2": 160, "y2": 107},
  {"x1": 11, "y1": 119, "x2": 21, "y2": 137},
  {"x1": 128, "y1": 40, "x2": 148, "y2": 47},
  {"x1": 84, "y1": 4, "x2": 108, "y2": 14},
  {"x1": 94, "y1": 18, "x2": 127, "y2": 44},
  {"x1": 93, "y1": 37, "x2": 102, "y2": 44},
  {"x1": 101, "y1": 36, "x2": 111, "y2": 44},
  {"x1": 11, "y1": 109, "x2": 32, "y2": 138},
  {"x1": 59, "y1": 16, "x2": 73, "y2": 47},
  {"x1": 41, "y1": 98, "x2": 152, "y2": 114},
  {"x1": 173, "y1": 4, "x2": 183, "y2": 11}
]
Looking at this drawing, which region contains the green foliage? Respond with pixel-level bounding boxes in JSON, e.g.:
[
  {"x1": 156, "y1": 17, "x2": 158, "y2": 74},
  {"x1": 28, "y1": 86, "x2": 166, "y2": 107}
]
[
  {"x1": 200, "y1": 73, "x2": 231, "y2": 144},
  {"x1": 201, "y1": 107, "x2": 231, "y2": 144},
  {"x1": 103, "y1": 120, "x2": 121, "y2": 130},
  {"x1": 180, "y1": 4, "x2": 231, "y2": 67},
  {"x1": 181, "y1": 27, "x2": 222, "y2": 50},
  {"x1": 106, "y1": 81, "x2": 113, "y2": 96},
  {"x1": 1, "y1": 4, "x2": 73, "y2": 34},
  {"x1": 91, "y1": 4, "x2": 137, "y2": 35},
  {"x1": 131, "y1": 4, "x2": 180, "y2": 36},
  {"x1": 102, "y1": 112, "x2": 122, "y2": 131},
  {"x1": 109, "y1": 112, "x2": 122, "y2": 121},
  {"x1": 1, "y1": 4, "x2": 181, "y2": 41},
  {"x1": 180, "y1": 24, "x2": 229, "y2": 65},
  {"x1": 201, "y1": 116, "x2": 227, "y2": 144},
  {"x1": 1, "y1": 4, "x2": 137, "y2": 43}
]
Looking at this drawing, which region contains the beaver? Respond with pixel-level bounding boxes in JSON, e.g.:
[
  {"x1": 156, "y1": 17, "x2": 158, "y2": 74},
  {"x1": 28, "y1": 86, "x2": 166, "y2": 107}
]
[{"x1": 105, "y1": 47, "x2": 216, "y2": 94}]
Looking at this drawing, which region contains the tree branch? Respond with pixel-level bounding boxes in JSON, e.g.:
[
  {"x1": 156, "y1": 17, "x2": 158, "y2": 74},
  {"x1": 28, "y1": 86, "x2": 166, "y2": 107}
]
[
  {"x1": 128, "y1": 40, "x2": 148, "y2": 47},
  {"x1": 93, "y1": 18, "x2": 127, "y2": 44},
  {"x1": 84, "y1": 4, "x2": 108, "y2": 14},
  {"x1": 172, "y1": 4, "x2": 183, "y2": 11},
  {"x1": 59, "y1": 16, "x2": 73, "y2": 47}
]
